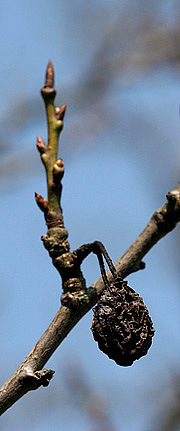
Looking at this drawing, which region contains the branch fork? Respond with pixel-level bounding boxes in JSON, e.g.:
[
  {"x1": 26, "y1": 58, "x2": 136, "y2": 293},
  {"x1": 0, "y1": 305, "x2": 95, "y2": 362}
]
[{"x1": 0, "y1": 61, "x2": 180, "y2": 415}]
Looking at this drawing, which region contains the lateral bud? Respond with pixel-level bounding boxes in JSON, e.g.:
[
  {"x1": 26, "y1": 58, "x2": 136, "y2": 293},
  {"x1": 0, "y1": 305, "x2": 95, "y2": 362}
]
[
  {"x1": 36, "y1": 136, "x2": 46, "y2": 154},
  {"x1": 55, "y1": 104, "x2": 66, "y2": 121},
  {"x1": 53, "y1": 158, "x2": 64, "y2": 183},
  {"x1": 35, "y1": 192, "x2": 49, "y2": 214}
]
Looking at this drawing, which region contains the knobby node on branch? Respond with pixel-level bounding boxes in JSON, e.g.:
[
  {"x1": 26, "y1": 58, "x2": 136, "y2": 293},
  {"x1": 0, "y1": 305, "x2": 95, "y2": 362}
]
[{"x1": 0, "y1": 61, "x2": 180, "y2": 416}]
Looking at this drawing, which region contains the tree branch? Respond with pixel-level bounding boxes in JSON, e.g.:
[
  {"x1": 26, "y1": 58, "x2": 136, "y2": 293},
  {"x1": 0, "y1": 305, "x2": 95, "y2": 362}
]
[
  {"x1": 0, "y1": 184, "x2": 179, "y2": 415},
  {"x1": 0, "y1": 62, "x2": 179, "y2": 415}
]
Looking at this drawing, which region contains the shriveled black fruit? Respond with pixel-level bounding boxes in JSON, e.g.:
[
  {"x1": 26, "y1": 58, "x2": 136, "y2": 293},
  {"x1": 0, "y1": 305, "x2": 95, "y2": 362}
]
[{"x1": 91, "y1": 277, "x2": 155, "y2": 366}]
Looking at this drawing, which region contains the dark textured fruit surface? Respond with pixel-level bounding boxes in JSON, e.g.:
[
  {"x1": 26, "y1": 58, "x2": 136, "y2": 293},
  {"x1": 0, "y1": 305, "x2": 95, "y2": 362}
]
[{"x1": 91, "y1": 277, "x2": 155, "y2": 366}]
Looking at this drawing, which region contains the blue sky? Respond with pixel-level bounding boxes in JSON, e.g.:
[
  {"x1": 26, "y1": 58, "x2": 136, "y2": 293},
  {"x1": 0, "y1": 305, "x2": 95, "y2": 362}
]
[{"x1": 0, "y1": 2, "x2": 180, "y2": 430}]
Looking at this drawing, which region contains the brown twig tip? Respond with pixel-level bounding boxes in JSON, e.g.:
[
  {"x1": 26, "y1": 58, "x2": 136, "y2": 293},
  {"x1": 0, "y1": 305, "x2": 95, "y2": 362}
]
[
  {"x1": 44, "y1": 60, "x2": 54, "y2": 88},
  {"x1": 55, "y1": 104, "x2": 67, "y2": 121},
  {"x1": 53, "y1": 158, "x2": 64, "y2": 182},
  {"x1": 36, "y1": 136, "x2": 46, "y2": 154},
  {"x1": 35, "y1": 192, "x2": 49, "y2": 213}
]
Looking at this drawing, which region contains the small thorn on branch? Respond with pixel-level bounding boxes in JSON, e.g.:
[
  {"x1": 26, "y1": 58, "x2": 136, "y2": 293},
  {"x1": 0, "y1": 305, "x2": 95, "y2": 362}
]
[
  {"x1": 35, "y1": 192, "x2": 49, "y2": 214},
  {"x1": 34, "y1": 369, "x2": 55, "y2": 388},
  {"x1": 24, "y1": 369, "x2": 55, "y2": 390},
  {"x1": 55, "y1": 104, "x2": 66, "y2": 121},
  {"x1": 44, "y1": 60, "x2": 54, "y2": 88},
  {"x1": 36, "y1": 136, "x2": 46, "y2": 154}
]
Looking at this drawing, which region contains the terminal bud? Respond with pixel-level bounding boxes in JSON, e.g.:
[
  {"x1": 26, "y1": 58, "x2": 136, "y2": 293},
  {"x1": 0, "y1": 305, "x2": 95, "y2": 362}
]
[{"x1": 44, "y1": 60, "x2": 54, "y2": 88}]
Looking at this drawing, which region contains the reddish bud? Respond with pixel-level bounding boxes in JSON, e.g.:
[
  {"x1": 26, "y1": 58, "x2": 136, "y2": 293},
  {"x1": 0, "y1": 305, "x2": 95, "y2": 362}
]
[
  {"x1": 36, "y1": 136, "x2": 46, "y2": 154},
  {"x1": 35, "y1": 192, "x2": 49, "y2": 213},
  {"x1": 55, "y1": 104, "x2": 66, "y2": 121},
  {"x1": 45, "y1": 60, "x2": 54, "y2": 88},
  {"x1": 41, "y1": 61, "x2": 56, "y2": 100},
  {"x1": 53, "y1": 158, "x2": 64, "y2": 183}
]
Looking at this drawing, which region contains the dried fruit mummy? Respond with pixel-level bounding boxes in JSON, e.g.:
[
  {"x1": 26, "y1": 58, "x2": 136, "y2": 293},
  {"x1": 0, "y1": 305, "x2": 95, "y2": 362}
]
[
  {"x1": 91, "y1": 242, "x2": 155, "y2": 366},
  {"x1": 92, "y1": 277, "x2": 155, "y2": 366}
]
